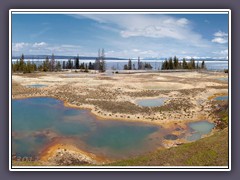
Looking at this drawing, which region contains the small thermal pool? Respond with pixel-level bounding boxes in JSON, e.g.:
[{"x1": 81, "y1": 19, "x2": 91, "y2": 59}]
[
  {"x1": 26, "y1": 84, "x2": 47, "y2": 88},
  {"x1": 214, "y1": 96, "x2": 228, "y2": 101},
  {"x1": 186, "y1": 121, "x2": 215, "y2": 141},
  {"x1": 135, "y1": 97, "x2": 168, "y2": 107}
]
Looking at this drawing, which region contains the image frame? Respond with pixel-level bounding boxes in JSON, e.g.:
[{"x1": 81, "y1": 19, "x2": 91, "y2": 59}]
[{"x1": 9, "y1": 8, "x2": 231, "y2": 172}]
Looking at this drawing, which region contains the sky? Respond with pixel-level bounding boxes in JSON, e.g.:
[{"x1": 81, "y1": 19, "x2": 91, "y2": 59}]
[{"x1": 11, "y1": 13, "x2": 229, "y2": 59}]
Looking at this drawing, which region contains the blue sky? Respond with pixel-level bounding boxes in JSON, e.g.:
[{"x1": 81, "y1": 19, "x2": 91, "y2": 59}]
[{"x1": 12, "y1": 13, "x2": 229, "y2": 59}]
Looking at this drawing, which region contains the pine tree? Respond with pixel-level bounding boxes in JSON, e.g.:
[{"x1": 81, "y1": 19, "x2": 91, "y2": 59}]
[
  {"x1": 161, "y1": 59, "x2": 169, "y2": 70},
  {"x1": 75, "y1": 54, "x2": 80, "y2": 69},
  {"x1": 182, "y1": 58, "x2": 188, "y2": 69},
  {"x1": 66, "y1": 59, "x2": 73, "y2": 69},
  {"x1": 13, "y1": 59, "x2": 20, "y2": 72},
  {"x1": 133, "y1": 63, "x2": 136, "y2": 70},
  {"x1": 79, "y1": 62, "x2": 85, "y2": 69},
  {"x1": 24, "y1": 61, "x2": 32, "y2": 73},
  {"x1": 19, "y1": 54, "x2": 25, "y2": 72},
  {"x1": 201, "y1": 60, "x2": 205, "y2": 69},
  {"x1": 88, "y1": 62, "x2": 94, "y2": 70},
  {"x1": 38, "y1": 64, "x2": 43, "y2": 71},
  {"x1": 33, "y1": 63, "x2": 37, "y2": 71},
  {"x1": 56, "y1": 61, "x2": 62, "y2": 71},
  {"x1": 169, "y1": 57, "x2": 173, "y2": 69},
  {"x1": 43, "y1": 56, "x2": 50, "y2": 72},
  {"x1": 138, "y1": 57, "x2": 141, "y2": 70},
  {"x1": 191, "y1": 58, "x2": 195, "y2": 69},
  {"x1": 173, "y1": 56, "x2": 178, "y2": 69},
  {"x1": 128, "y1": 59, "x2": 132, "y2": 70},
  {"x1": 50, "y1": 53, "x2": 55, "y2": 71},
  {"x1": 12, "y1": 63, "x2": 15, "y2": 72},
  {"x1": 161, "y1": 60, "x2": 165, "y2": 70},
  {"x1": 62, "y1": 61, "x2": 66, "y2": 69},
  {"x1": 145, "y1": 63, "x2": 152, "y2": 69}
]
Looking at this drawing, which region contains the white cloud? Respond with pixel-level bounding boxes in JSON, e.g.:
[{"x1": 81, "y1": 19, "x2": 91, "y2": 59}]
[
  {"x1": 13, "y1": 42, "x2": 48, "y2": 52},
  {"x1": 120, "y1": 25, "x2": 185, "y2": 40},
  {"x1": 213, "y1": 49, "x2": 228, "y2": 55},
  {"x1": 12, "y1": 42, "x2": 84, "y2": 56},
  {"x1": 132, "y1": 49, "x2": 140, "y2": 52},
  {"x1": 212, "y1": 37, "x2": 228, "y2": 44},
  {"x1": 219, "y1": 49, "x2": 228, "y2": 55},
  {"x1": 214, "y1": 31, "x2": 228, "y2": 37},
  {"x1": 176, "y1": 18, "x2": 189, "y2": 26},
  {"x1": 212, "y1": 31, "x2": 228, "y2": 44},
  {"x1": 12, "y1": 42, "x2": 29, "y2": 51},
  {"x1": 12, "y1": 15, "x2": 228, "y2": 60},
  {"x1": 69, "y1": 14, "x2": 229, "y2": 58},
  {"x1": 32, "y1": 42, "x2": 47, "y2": 48},
  {"x1": 73, "y1": 14, "x2": 209, "y2": 47}
]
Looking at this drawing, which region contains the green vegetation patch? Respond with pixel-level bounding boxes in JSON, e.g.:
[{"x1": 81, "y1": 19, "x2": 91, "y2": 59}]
[{"x1": 109, "y1": 128, "x2": 228, "y2": 166}]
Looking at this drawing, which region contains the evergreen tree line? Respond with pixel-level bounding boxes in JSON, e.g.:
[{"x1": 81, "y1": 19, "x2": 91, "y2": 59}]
[
  {"x1": 62, "y1": 59, "x2": 95, "y2": 72},
  {"x1": 62, "y1": 48, "x2": 106, "y2": 72},
  {"x1": 123, "y1": 59, "x2": 153, "y2": 70},
  {"x1": 37, "y1": 54, "x2": 61, "y2": 72},
  {"x1": 161, "y1": 56, "x2": 206, "y2": 70},
  {"x1": 12, "y1": 54, "x2": 37, "y2": 73},
  {"x1": 12, "y1": 49, "x2": 106, "y2": 73},
  {"x1": 12, "y1": 54, "x2": 62, "y2": 73}
]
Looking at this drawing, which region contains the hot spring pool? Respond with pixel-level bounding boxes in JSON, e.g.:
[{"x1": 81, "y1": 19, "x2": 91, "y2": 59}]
[
  {"x1": 135, "y1": 97, "x2": 168, "y2": 107},
  {"x1": 186, "y1": 121, "x2": 215, "y2": 141}
]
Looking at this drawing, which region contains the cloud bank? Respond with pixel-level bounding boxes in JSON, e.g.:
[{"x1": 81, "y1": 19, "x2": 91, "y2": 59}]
[{"x1": 212, "y1": 31, "x2": 228, "y2": 44}]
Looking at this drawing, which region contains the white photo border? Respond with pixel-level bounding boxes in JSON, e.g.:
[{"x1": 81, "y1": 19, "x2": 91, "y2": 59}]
[{"x1": 9, "y1": 9, "x2": 231, "y2": 171}]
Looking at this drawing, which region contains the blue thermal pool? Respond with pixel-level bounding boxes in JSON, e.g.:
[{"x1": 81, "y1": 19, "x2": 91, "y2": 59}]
[
  {"x1": 26, "y1": 84, "x2": 47, "y2": 88},
  {"x1": 186, "y1": 121, "x2": 215, "y2": 141},
  {"x1": 135, "y1": 98, "x2": 168, "y2": 107},
  {"x1": 12, "y1": 97, "x2": 216, "y2": 160},
  {"x1": 12, "y1": 97, "x2": 167, "y2": 159},
  {"x1": 214, "y1": 96, "x2": 228, "y2": 101}
]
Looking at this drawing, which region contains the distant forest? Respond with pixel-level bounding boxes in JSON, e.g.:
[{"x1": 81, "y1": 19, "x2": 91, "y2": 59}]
[
  {"x1": 122, "y1": 57, "x2": 153, "y2": 70},
  {"x1": 12, "y1": 51, "x2": 207, "y2": 74},
  {"x1": 12, "y1": 49, "x2": 106, "y2": 73},
  {"x1": 161, "y1": 56, "x2": 205, "y2": 70}
]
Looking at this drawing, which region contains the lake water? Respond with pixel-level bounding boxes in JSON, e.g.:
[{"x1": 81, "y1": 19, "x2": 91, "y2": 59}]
[
  {"x1": 186, "y1": 121, "x2": 215, "y2": 141},
  {"x1": 214, "y1": 96, "x2": 228, "y2": 101},
  {"x1": 12, "y1": 97, "x2": 168, "y2": 159},
  {"x1": 135, "y1": 98, "x2": 167, "y2": 107},
  {"x1": 12, "y1": 59, "x2": 228, "y2": 71}
]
